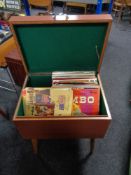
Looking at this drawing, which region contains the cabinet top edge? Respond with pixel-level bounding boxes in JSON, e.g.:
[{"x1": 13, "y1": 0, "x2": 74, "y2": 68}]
[{"x1": 9, "y1": 14, "x2": 112, "y2": 24}]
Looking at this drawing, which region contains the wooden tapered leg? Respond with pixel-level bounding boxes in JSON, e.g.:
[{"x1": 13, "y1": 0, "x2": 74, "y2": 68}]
[
  {"x1": 32, "y1": 139, "x2": 38, "y2": 154},
  {"x1": 90, "y1": 139, "x2": 95, "y2": 154}
]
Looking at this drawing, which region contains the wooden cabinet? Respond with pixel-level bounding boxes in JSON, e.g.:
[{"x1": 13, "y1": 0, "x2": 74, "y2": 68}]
[
  {"x1": 0, "y1": 37, "x2": 16, "y2": 67},
  {"x1": 9, "y1": 15, "x2": 112, "y2": 153},
  {"x1": 5, "y1": 48, "x2": 26, "y2": 86}
]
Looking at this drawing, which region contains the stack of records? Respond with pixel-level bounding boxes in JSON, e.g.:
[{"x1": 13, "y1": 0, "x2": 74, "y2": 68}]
[
  {"x1": 52, "y1": 71, "x2": 100, "y2": 116},
  {"x1": 22, "y1": 71, "x2": 100, "y2": 117},
  {"x1": 52, "y1": 71, "x2": 98, "y2": 88}
]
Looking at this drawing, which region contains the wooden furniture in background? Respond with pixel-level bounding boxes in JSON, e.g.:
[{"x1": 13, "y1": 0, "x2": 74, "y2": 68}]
[
  {"x1": 125, "y1": 0, "x2": 131, "y2": 23},
  {"x1": 65, "y1": 2, "x2": 87, "y2": 14},
  {"x1": 113, "y1": 0, "x2": 125, "y2": 14},
  {"x1": 125, "y1": 0, "x2": 131, "y2": 7},
  {"x1": 0, "y1": 37, "x2": 16, "y2": 67},
  {"x1": 28, "y1": 0, "x2": 52, "y2": 11},
  {"x1": 113, "y1": 0, "x2": 131, "y2": 22},
  {"x1": 5, "y1": 48, "x2": 26, "y2": 86},
  {"x1": 55, "y1": 0, "x2": 110, "y2": 4}
]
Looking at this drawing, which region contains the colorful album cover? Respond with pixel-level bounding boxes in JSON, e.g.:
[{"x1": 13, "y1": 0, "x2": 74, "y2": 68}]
[
  {"x1": 50, "y1": 88, "x2": 73, "y2": 116},
  {"x1": 22, "y1": 88, "x2": 54, "y2": 116},
  {"x1": 72, "y1": 87, "x2": 100, "y2": 116}
]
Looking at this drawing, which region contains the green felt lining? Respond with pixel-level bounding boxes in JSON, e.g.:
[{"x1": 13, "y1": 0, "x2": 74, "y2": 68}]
[
  {"x1": 27, "y1": 75, "x2": 52, "y2": 87},
  {"x1": 14, "y1": 23, "x2": 108, "y2": 73}
]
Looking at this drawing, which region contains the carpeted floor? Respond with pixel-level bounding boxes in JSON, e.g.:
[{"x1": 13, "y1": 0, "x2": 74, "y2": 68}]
[{"x1": 0, "y1": 12, "x2": 131, "y2": 175}]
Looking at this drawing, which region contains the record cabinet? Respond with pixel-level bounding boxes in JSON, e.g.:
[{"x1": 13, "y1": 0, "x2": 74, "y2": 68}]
[{"x1": 9, "y1": 14, "x2": 112, "y2": 153}]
